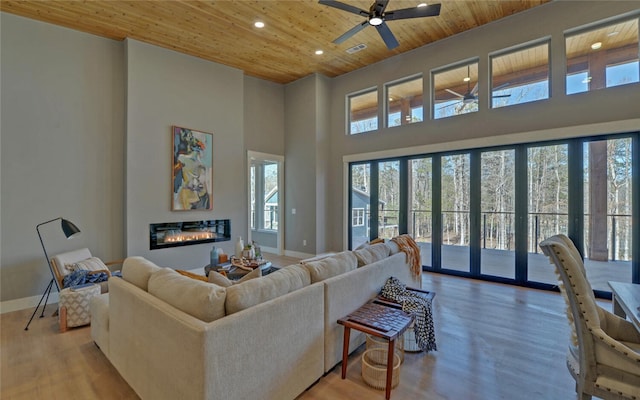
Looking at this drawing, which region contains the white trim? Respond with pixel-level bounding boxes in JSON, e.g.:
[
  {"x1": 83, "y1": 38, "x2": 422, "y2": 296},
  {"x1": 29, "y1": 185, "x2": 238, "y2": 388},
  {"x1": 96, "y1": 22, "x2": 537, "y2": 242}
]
[
  {"x1": 1, "y1": 292, "x2": 59, "y2": 314},
  {"x1": 248, "y1": 151, "x2": 285, "y2": 255},
  {"x1": 259, "y1": 245, "x2": 279, "y2": 255},
  {"x1": 284, "y1": 249, "x2": 315, "y2": 259},
  {"x1": 342, "y1": 118, "x2": 640, "y2": 163}
]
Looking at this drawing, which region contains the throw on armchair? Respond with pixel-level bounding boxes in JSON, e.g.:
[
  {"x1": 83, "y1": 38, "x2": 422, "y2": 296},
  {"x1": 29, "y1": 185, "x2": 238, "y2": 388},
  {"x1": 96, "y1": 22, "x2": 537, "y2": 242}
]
[{"x1": 540, "y1": 234, "x2": 640, "y2": 400}]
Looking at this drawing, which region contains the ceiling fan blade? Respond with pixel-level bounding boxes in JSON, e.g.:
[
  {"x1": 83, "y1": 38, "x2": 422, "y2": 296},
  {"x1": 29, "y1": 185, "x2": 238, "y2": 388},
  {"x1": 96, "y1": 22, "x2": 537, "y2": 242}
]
[
  {"x1": 471, "y1": 82, "x2": 478, "y2": 95},
  {"x1": 384, "y1": 3, "x2": 441, "y2": 21},
  {"x1": 373, "y1": 0, "x2": 390, "y2": 15},
  {"x1": 318, "y1": 0, "x2": 369, "y2": 17},
  {"x1": 375, "y1": 22, "x2": 399, "y2": 49},
  {"x1": 334, "y1": 21, "x2": 369, "y2": 44},
  {"x1": 445, "y1": 88, "x2": 465, "y2": 98},
  {"x1": 493, "y1": 82, "x2": 511, "y2": 91},
  {"x1": 437, "y1": 100, "x2": 462, "y2": 111},
  {"x1": 492, "y1": 94, "x2": 511, "y2": 98}
]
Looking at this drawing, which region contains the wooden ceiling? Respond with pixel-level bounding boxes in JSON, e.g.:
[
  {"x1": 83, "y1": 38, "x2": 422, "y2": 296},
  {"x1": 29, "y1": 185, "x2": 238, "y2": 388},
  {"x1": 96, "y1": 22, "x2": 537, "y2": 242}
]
[{"x1": 1, "y1": 0, "x2": 551, "y2": 84}]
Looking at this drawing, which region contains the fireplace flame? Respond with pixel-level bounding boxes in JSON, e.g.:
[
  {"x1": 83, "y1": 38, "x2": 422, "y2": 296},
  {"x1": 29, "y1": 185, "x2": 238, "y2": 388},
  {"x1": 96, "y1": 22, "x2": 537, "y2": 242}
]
[{"x1": 163, "y1": 230, "x2": 217, "y2": 243}]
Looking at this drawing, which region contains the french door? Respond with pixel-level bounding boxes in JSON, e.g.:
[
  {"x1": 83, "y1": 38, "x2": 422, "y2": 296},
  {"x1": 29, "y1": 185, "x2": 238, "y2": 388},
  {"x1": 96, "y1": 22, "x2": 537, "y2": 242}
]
[{"x1": 348, "y1": 132, "x2": 639, "y2": 294}]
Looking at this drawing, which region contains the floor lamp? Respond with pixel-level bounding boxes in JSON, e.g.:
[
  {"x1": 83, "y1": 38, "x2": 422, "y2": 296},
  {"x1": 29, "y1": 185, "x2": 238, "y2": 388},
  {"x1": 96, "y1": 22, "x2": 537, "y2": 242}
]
[{"x1": 24, "y1": 217, "x2": 81, "y2": 331}]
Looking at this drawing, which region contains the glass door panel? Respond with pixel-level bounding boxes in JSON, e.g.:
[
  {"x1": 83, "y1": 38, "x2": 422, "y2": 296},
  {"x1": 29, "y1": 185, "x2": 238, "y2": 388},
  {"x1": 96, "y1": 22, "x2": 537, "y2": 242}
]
[
  {"x1": 378, "y1": 161, "x2": 400, "y2": 240},
  {"x1": 441, "y1": 154, "x2": 470, "y2": 272},
  {"x1": 409, "y1": 157, "x2": 433, "y2": 267},
  {"x1": 248, "y1": 153, "x2": 283, "y2": 254},
  {"x1": 527, "y1": 144, "x2": 569, "y2": 284},
  {"x1": 480, "y1": 150, "x2": 516, "y2": 279},
  {"x1": 583, "y1": 138, "x2": 633, "y2": 290},
  {"x1": 350, "y1": 163, "x2": 371, "y2": 249}
]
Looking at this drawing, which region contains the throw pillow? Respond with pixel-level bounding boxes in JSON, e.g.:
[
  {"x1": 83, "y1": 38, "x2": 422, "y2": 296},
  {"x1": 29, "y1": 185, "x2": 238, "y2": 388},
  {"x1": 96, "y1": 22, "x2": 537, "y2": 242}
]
[
  {"x1": 353, "y1": 243, "x2": 390, "y2": 267},
  {"x1": 122, "y1": 256, "x2": 162, "y2": 291},
  {"x1": 148, "y1": 268, "x2": 226, "y2": 322},
  {"x1": 65, "y1": 257, "x2": 108, "y2": 272},
  {"x1": 302, "y1": 251, "x2": 357, "y2": 283},
  {"x1": 208, "y1": 267, "x2": 262, "y2": 287}
]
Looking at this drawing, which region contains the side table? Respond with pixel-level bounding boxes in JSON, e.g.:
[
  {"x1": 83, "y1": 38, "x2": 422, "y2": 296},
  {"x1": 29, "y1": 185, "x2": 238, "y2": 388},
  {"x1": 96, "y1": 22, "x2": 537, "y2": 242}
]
[
  {"x1": 337, "y1": 299, "x2": 414, "y2": 400},
  {"x1": 58, "y1": 283, "x2": 101, "y2": 332}
]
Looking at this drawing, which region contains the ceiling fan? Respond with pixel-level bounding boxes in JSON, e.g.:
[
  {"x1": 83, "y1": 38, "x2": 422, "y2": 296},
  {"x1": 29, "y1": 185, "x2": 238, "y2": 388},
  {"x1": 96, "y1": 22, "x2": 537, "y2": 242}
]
[
  {"x1": 442, "y1": 65, "x2": 511, "y2": 108},
  {"x1": 319, "y1": 0, "x2": 441, "y2": 50}
]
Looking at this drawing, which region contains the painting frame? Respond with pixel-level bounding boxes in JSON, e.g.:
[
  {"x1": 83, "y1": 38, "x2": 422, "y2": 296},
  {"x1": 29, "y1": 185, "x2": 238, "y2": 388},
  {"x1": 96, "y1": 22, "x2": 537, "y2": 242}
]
[{"x1": 171, "y1": 126, "x2": 214, "y2": 211}]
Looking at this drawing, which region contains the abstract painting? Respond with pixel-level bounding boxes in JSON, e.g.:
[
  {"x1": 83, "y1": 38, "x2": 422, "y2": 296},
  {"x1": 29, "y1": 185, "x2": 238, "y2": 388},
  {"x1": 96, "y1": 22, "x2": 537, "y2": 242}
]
[{"x1": 172, "y1": 126, "x2": 213, "y2": 211}]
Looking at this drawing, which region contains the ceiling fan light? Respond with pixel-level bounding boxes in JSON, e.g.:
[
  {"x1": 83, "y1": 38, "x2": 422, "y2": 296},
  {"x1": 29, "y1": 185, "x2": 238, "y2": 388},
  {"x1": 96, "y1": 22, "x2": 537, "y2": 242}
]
[
  {"x1": 417, "y1": 3, "x2": 428, "y2": 7},
  {"x1": 369, "y1": 16, "x2": 383, "y2": 26}
]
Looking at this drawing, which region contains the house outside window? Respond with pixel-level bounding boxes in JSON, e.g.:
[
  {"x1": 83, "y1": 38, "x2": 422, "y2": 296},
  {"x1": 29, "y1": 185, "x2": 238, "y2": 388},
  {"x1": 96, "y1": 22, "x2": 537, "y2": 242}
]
[{"x1": 352, "y1": 208, "x2": 365, "y2": 227}]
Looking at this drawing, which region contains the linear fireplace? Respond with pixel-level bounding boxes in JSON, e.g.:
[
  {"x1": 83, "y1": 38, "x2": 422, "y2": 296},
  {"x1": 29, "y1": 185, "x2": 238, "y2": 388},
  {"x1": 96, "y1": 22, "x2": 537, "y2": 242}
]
[{"x1": 149, "y1": 219, "x2": 230, "y2": 250}]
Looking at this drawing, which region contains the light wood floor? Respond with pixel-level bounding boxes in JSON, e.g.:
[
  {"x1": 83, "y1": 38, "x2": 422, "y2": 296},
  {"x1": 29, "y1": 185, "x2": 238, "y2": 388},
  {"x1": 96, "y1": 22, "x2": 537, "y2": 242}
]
[{"x1": 1, "y1": 255, "x2": 609, "y2": 400}]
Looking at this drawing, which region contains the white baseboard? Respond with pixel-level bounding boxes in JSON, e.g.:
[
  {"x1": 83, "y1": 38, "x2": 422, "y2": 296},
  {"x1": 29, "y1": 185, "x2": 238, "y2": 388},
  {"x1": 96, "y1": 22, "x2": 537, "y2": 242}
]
[
  {"x1": 284, "y1": 249, "x2": 315, "y2": 259},
  {"x1": 1, "y1": 291, "x2": 59, "y2": 314}
]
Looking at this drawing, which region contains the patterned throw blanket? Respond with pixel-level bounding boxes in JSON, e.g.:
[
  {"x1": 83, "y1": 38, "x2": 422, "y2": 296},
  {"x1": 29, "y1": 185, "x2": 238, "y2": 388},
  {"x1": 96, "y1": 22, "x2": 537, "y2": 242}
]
[
  {"x1": 381, "y1": 277, "x2": 437, "y2": 352},
  {"x1": 62, "y1": 269, "x2": 113, "y2": 288},
  {"x1": 391, "y1": 234, "x2": 422, "y2": 280}
]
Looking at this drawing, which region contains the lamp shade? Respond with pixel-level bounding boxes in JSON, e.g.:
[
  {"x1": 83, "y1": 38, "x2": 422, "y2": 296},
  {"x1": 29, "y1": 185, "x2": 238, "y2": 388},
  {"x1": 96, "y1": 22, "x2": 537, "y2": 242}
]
[{"x1": 61, "y1": 219, "x2": 81, "y2": 239}]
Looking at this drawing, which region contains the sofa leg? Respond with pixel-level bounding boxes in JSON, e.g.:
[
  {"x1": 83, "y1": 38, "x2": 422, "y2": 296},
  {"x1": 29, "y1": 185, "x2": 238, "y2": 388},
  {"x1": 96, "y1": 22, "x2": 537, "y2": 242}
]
[{"x1": 59, "y1": 306, "x2": 68, "y2": 333}]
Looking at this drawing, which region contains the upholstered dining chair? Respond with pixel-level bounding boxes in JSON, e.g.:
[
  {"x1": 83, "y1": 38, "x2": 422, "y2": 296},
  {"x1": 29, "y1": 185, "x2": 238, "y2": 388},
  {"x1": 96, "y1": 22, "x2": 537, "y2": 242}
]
[{"x1": 540, "y1": 234, "x2": 640, "y2": 400}]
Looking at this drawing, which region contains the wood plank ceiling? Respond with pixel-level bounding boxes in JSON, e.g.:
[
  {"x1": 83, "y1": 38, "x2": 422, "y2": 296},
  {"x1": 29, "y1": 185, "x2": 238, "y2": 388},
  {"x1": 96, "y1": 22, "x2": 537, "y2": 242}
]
[{"x1": 1, "y1": 0, "x2": 551, "y2": 84}]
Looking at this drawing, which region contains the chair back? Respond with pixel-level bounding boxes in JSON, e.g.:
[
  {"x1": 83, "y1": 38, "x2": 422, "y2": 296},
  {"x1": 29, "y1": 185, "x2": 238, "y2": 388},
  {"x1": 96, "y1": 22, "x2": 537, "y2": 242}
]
[
  {"x1": 50, "y1": 248, "x2": 93, "y2": 289},
  {"x1": 540, "y1": 235, "x2": 599, "y2": 392}
]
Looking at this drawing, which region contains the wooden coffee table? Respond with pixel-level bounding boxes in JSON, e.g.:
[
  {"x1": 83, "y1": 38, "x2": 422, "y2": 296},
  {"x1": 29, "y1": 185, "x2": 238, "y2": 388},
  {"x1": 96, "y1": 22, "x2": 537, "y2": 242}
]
[{"x1": 338, "y1": 299, "x2": 414, "y2": 400}]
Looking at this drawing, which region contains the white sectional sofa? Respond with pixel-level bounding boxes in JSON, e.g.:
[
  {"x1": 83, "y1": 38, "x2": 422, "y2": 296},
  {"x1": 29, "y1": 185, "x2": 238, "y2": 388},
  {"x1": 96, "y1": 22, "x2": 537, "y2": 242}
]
[{"x1": 91, "y1": 240, "x2": 421, "y2": 400}]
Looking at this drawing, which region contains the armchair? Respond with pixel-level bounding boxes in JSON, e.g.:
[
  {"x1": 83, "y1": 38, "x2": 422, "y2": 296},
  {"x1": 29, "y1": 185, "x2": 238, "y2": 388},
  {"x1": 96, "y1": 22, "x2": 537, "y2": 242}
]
[
  {"x1": 540, "y1": 234, "x2": 640, "y2": 400},
  {"x1": 50, "y1": 248, "x2": 122, "y2": 332},
  {"x1": 50, "y1": 248, "x2": 121, "y2": 293}
]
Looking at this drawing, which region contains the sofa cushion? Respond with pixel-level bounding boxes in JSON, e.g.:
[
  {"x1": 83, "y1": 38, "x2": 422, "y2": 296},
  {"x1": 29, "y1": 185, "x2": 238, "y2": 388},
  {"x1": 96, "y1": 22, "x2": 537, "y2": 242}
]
[
  {"x1": 208, "y1": 267, "x2": 262, "y2": 287},
  {"x1": 225, "y1": 264, "x2": 310, "y2": 315},
  {"x1": 122, "y1": 257, "x2": 162, "y2": 291},
  {"x1": 148, "y1": 268, "x2": 226, "y2": 322},
  {"x1": 353, "y1": 243, "x2": 390, "y2": 267},
  {"x1": 303, "y1": 251, "x2": 357, "y2": 283}
]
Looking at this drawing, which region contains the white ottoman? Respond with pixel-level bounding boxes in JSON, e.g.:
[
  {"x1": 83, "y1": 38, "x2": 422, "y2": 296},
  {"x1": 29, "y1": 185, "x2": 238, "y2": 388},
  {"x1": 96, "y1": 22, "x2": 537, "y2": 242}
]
[{"x1": 58, "y1": 284, "x2": 101, "y2": 332}]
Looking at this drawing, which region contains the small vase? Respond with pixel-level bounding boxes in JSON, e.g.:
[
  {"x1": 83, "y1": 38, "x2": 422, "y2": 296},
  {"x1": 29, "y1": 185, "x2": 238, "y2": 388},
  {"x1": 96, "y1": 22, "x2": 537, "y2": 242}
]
[
  {"x1": 210, "y1": 246, "x2": 219, "y2": 266},
  {"x1": 235, "y1": 237, "x2": 244, "y2": 258}
]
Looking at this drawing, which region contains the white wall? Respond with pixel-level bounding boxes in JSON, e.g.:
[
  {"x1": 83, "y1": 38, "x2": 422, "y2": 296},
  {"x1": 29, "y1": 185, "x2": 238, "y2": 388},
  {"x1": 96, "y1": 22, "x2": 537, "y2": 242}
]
[
  {"x1": 0, "y1": 13, "x2": 125, "y2": 303},
  {"x1": 124, "y1": 39, "x2": 245, "y2": 268}
]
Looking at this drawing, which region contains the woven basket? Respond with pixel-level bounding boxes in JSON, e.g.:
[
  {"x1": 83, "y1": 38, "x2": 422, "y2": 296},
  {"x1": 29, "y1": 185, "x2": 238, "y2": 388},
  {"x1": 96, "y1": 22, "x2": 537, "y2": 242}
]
[
  {"x1": 361, "y1": 348, "x2": 401, "y2": 390},
  {"x1": 403, "y1": 323, "x2": 422, "y2": 352},
  {"x1": 366, "y1": 334, "x2": 404, "y2": 363}
]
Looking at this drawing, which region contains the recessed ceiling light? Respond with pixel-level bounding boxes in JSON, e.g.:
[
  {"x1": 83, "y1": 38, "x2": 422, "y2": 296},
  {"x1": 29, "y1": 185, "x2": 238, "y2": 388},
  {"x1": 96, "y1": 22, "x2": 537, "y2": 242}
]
[
  {"x1": 463, "y1": 77, "x2": 471, "y2": 82},
  {"x1": 254, "y1": 21, "x2": 265, "y2": 28},
  {"x1": 591, "y1": 42, "x2": 602, "y2": 50},
  {"x1": 315, "y1": 50, "x2": 324, "y2": 55}
]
